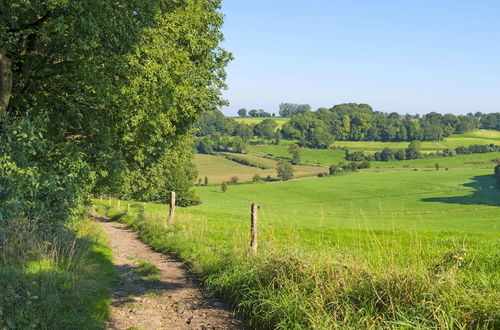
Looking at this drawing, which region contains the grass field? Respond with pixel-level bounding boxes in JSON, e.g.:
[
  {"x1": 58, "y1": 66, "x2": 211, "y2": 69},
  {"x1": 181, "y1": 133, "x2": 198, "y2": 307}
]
[
  {"x1": 247, "y1": 144, "x2": 347, "y2": 165},
  {"x1": 332, "y1": 130, "x2": 500, "y2": 152},
  {"x1": 193, "y1": 153, "x2": 325, "y2": 184},
  {"x1": 233, "y1": 117, "x2": 289, "y2": 129},
  {"x1": 98, "y1": 157, "x2": 500, "y2": 328}
]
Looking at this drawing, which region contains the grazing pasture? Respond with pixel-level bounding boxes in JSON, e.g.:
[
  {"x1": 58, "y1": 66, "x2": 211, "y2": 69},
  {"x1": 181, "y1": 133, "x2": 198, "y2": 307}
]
[
  {"x1": 193, "y1": 153, "x2": 325, "y2": 184},
  {"x1": 332, "y1": 130, "x2": 500, "y2": 152},
  {"x1": 99, "y1": 164, "x2": 500, "y2": 328},
  {"x1": 233, "y1": 117, "x2": 289, "y2": 129}
]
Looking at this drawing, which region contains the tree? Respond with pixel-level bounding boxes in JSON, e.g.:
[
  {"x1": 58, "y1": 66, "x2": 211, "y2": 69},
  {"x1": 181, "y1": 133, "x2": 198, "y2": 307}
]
[
  {"x1": 234, "y1": 122, "x2": 253, "y2": 141},
  {"x1": 288, "y1": 144, "x2": 301, "y2": 165},
  {"x1": 1, "y1": 0, "x2": 232, "y2": 217},
  {"x1": 254, "y1": 119, "x2": 277, "y2": 140},
  {"x1": 248, "y1": 109, "x2": 258, "y2": 117},
  {"x1": 406, "y1": 141, "x2": 422, "y2": 159},
  {"x1": 381, "y1": 148, "x2": 395, "y2": 161},
  {"x1": 221, "y1": 182, "x2": 227, "y2": 193},
  {"x1": 276, "y1": 160, "x2": 294, "y2": 181},
  {"x1": 279, "y1": 103, "x2": 311, "y2": 117},
  {"x1": 229, "y1": 176, "x2": 239, "y2": 184},
  {"x1": 237, "y1": 108, "x2": 247, "y2": 117},
  {"x1": 231, "y1": 136, "x2": 246, "y2": 153},
  {"x1": 435, "y1": 162, "x2": 440, "y2": 171}
]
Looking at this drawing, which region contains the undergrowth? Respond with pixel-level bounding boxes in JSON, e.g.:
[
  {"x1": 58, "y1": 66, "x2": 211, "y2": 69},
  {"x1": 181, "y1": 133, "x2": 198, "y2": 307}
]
[
  {"x1": 99, "y1": 201, "x2": 499, "y2": 329},
  {"x1": 0, "y1": 217, "x2": 116, "y2": 329}
]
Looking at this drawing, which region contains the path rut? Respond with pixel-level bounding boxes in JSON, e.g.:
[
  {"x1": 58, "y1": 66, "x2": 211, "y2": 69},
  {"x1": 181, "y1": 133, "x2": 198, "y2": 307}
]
[{"x1": 95, "y1": 214, "x2": 244, "y2": 330}]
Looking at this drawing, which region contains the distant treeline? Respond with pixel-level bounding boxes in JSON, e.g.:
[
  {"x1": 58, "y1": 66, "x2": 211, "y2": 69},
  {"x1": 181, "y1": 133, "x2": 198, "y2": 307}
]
[
  {"x1": 195, "y1": 104, "x2": 500, "y2": 150},
  {"x1": 282, "y1": 104, "x2": 480, "y2": 148}
]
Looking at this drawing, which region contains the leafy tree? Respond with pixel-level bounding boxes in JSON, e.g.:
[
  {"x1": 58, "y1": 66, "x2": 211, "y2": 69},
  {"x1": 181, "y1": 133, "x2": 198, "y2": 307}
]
[
  {"x1": 252, "y1": 174, "x2": 261, "y2": 183},
  {"x1": 248, "y1": 109, "x2": 258, "y2": 117},
  {"x1": 231, "y1": 136, "x2": 246, "y2": 153},
  {"x1": 233, "y1": 122, "x2": 253, "y2": 141},
  {"x1": 204, "y1": 176, "x2": 209, "y2": 186},
  {"x1": 229, "y1": 176, "x2": 239, "y2": 184},
  {"x1": 406, "y1": 141, "x2": 422, "y2": 159},
  {"x1": 279, "y1": 103, "x2": 311, "y2": 117},
  {"x1": 221, "y1": 181, "x2": 227, "y2": 193},
  {"x1": 195, "y1": 110, "x2": 236, "y2": 136},
  {"x1": 381, "y1": 148, "x2": 395, "y2": 161},
  {"x1": 435, "y1": 162, "x2": 440, "y2": 171},
  {"x1": 1, "y1": 0, "x2": 232, "y2": 224},
  {"x1": 288, "y1": 144, "x2": 301, "y2": 164},
  {"x1": 254, "y1": 119, "x2": 277, "y2": 140},
  {"x1": 237, "y1": 108, "x2": 247, "y2": 117},
  {"x1": 276, "y1": 160, "x2": 294, "y2": 181}
]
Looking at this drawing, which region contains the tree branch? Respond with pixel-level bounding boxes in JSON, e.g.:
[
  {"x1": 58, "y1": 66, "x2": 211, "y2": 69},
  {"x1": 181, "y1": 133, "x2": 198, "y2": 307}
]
[{"x1": 6, "y1": 11, "x2": 51, "y2": 33}]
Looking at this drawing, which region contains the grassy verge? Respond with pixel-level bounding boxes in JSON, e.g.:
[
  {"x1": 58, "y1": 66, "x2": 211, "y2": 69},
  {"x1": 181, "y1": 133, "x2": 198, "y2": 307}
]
[
  {"x1": 0, "y1": 216, "x2": 116, "y2": 329},
  {"x1": 97, "y1": 200, "x2": 499, "y2": 329}
]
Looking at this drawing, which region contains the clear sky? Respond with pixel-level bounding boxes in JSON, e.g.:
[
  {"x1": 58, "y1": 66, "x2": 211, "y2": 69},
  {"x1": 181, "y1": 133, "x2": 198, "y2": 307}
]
[{"x1": 219, "y1": 0, "x2": 500, "y2": 116}]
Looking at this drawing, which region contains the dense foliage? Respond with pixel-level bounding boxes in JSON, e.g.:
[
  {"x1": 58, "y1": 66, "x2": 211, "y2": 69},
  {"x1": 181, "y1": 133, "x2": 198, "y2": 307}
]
[
  {"x1": 282, "y1": 104, "x2": 481, "y2": 148},
  {"x1": 1, "y1": 0, "x2": 230, "y2": 224},
  {"x1": 480, "y1": 113, "x2": 500, "y2": 130},
  {"x1": 279, "y1": 103, "x2": 311, "y2": 117}
]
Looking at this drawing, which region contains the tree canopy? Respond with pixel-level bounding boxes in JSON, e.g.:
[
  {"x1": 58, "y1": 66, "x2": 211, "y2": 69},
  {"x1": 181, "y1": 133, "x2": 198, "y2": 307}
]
[{"x1": 1, "y1": 0, "x2": 231, "y2": 225}]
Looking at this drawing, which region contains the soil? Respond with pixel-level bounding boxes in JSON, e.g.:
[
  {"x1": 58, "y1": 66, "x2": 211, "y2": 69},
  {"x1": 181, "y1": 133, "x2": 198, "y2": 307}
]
[{"x1": 94, "y1": 213, "x2": 244, "y2": 330}]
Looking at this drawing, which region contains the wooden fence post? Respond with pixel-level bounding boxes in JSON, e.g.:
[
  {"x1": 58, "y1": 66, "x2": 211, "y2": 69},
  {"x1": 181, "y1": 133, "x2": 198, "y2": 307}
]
[
  {"x1": 250, "y1": 202, "x2": 258, "y2": 255},
  {"x1": 127, "y1": 203, "x2": 130, "y2": 213},
  {"x1": 117, "y1": 199, "x2": 120, "y2": 210},
  {"x1": 100, "y1": 195, "x2": 103, "y2": 202},
  {"x1": 168, "y1": 191, "x2": 176, "y2": 223},
  {"x1": 109, "y1": 196, "x2": 112, "y2": 206}
]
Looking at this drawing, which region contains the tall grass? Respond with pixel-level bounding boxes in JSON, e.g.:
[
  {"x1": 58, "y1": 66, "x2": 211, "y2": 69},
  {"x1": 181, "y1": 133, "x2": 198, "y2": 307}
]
[
  {"x1": 100, "y1": 200, "x2": 499, "y2": 329},
  {"x1": 0, "y1": 217, "x2": 115, "y2": 329}
]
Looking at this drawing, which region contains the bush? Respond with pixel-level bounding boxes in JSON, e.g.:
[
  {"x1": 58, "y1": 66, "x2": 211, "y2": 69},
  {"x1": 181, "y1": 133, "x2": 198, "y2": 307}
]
[
  {"x1": 221, "y1": 182, "x2": 228, "y2": 193},
  {"x1": 230, "y1": 176, "x2": 239, "y2": 184}
]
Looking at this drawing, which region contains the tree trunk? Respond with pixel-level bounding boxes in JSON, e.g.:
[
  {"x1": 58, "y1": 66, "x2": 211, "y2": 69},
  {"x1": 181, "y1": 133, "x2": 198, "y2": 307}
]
[{"x1": 0, "y1": 52, "x2": 12, "y2": 115}]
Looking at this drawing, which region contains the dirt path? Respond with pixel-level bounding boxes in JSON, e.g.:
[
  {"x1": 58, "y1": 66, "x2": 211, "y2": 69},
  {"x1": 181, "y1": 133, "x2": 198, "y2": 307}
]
[{"x1": 94, "y1": 214, "x2": 244, "y2": 330}]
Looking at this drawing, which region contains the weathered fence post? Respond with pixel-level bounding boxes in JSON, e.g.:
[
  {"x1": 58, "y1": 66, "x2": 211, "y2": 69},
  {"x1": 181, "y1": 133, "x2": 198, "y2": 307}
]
[
  {"x1": 250, "y1": 202, "x2": 258, "y2": 255},
  {"x1": 109, "y1": 196, "x2": 112, "y2": 206},
  {"x1": 100, "y1": 195, "x2": 103, "y2": 202},
  {"x1": 127, "y1": 203, "x2": 130, "y2": 213},
  {"x1": 117, "y1": 199, "x2": 120, "y2": 210},
  {"x1": 168, "y1": 191, "x2": 176, "y2": 223}
]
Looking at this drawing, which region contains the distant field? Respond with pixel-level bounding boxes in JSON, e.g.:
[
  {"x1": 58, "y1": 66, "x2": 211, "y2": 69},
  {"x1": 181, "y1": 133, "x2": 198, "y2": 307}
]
[
  {"x1": 233, "y1": 117, "x2": 289, "y2": 129},
  {"x1": 193, "y1": 153, "x2": 324, "y2": 184},
  {"x1": 247, "y1": 144, "x2": 346, "y2": 165},
  {"x1": 332, "y1": 130, "x2": 500, "y2": 152}
]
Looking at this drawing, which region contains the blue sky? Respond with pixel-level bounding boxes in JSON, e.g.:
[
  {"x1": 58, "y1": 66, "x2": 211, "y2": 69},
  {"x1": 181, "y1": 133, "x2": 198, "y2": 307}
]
[{"x1": 219, "y1": 1, "x2": 500, "y2": 116}]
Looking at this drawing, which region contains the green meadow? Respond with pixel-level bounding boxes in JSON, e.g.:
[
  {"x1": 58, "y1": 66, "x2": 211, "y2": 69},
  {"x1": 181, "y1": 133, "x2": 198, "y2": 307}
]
[
  {"x1": 97, "y1": 144, "x2": 500, "y2": 328},
  {"x1": 332, "y1": 130, "x2": 500, "y2": 152},
  {"x1": 233, "y1": 116, "x2": 289, "y2": 129}
]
